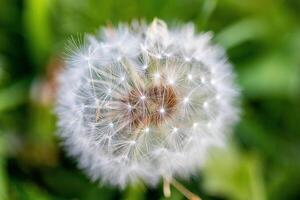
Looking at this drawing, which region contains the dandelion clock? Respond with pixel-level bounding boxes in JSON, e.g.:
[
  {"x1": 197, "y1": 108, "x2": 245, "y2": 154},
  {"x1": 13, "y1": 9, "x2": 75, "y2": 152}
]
[{"x1": 56, "y1": 19, "x2": 239, "y2": 199}]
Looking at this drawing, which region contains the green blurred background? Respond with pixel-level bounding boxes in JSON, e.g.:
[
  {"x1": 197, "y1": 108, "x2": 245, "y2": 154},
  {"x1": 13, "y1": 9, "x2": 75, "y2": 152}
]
[{"x1": 0, "y1": 0, "x2": 300, "y2": 199}]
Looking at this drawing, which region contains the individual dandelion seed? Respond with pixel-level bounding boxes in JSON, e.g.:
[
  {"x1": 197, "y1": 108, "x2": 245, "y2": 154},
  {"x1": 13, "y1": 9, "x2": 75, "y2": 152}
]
[{"x1": 56, "y1": 19, "x2": 239, "y2": 199}]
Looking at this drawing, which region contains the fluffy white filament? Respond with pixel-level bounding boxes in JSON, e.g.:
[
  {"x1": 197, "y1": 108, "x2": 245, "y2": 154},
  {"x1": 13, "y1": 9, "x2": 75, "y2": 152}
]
[{"x1": 56, "y1": 19, "x2": 239, "y2": 188}]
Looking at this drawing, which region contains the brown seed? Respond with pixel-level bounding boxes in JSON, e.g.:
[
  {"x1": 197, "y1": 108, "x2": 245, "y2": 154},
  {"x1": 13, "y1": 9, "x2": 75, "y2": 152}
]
[{"x1": 122, "y1": 85, "x2": 177, "y2": 129}]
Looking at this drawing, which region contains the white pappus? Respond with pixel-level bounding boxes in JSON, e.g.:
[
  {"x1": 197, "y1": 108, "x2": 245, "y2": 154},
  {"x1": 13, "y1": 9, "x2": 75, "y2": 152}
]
[{"x1": 56, "y1": 19, "x2": 239, "y2": 189}]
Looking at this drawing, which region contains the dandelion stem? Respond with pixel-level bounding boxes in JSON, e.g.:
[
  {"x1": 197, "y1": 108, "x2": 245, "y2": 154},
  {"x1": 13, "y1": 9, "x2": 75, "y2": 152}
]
[
  {"x1": 163, "y1": 178, "x2": 171, "y2": 198},
  {"x1": 170, "y1": 178, "x2": 202, "y2": 200}
]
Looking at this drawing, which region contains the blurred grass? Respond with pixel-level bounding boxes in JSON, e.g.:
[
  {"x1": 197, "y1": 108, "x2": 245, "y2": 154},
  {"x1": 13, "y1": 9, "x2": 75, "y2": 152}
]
[
  {"x1": 24, "y1": 0, "x2": 54, "y2": 68},
  {"x1": 0, "y1": 134, "x2": 8, "y2": 200},
  {"x1": 203, "y1": 146, "x2": 266, "y2": 200},
  {"x1": 0, "y1": 0, "x2": 299, "y2": 199}
]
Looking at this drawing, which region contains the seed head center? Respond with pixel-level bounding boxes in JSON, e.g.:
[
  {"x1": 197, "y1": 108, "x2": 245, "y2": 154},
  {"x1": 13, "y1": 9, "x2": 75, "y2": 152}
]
[{"x1": 124, "y1": 85, "x2": 177, "y2": 129}]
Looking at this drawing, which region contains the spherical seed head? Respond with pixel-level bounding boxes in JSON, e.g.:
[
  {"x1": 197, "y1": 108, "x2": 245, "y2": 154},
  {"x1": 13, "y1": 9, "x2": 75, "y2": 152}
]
[{"x1": 56, "y1": 19, "x2": 239, "y2": 188}]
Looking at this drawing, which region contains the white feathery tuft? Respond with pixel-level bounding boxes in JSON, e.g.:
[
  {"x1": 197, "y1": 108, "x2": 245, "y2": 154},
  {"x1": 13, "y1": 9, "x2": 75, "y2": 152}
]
[{"x1": 56, "y1": 19, "x2": 239, "y2": 188}]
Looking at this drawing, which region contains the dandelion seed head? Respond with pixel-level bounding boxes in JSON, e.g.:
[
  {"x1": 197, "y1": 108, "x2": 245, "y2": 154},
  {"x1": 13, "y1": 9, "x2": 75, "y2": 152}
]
[
  {"x1": 154, "y1": 72, "x2": 160, "y2": 79},
  {"x1": 56, "y1": 19, "x2": 239, "y2": 188},
  {"x1": 183, "y1": 97, "x2": 189, "y2": 104}
]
